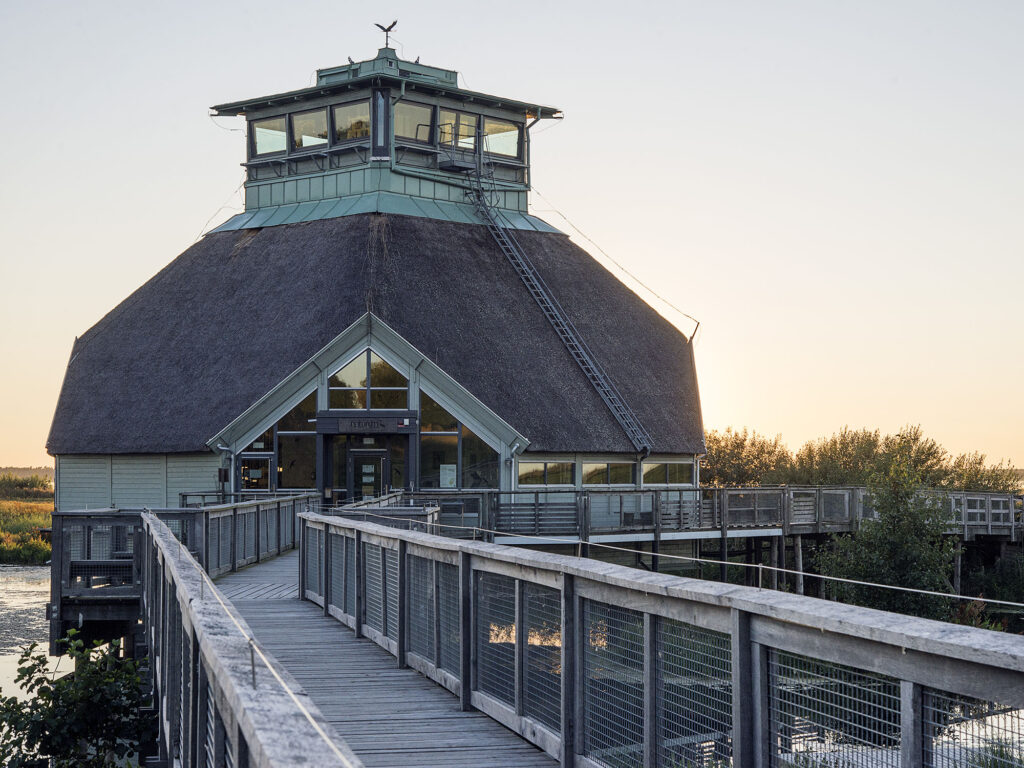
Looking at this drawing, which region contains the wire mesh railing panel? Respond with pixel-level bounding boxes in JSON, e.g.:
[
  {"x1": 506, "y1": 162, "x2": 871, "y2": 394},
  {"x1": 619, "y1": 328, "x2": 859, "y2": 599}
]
[
  {"x1": 364, "y1": 543, "x2": 385, "y2": 634},
  {"x1": 219, "y1": 517, "x2": 231, "y2": 567},
  {"x1": 329, "y1": 533, "x2": 346, "y2": 611},
  {"x1": 438, "y1": 561, "x2": 460, "y2": 677},
  {"x1": 923, "y1": 689, "x2": 1024, "y2": 768},
  {"x1": 245, "y1": 511, "x2": 256, "y2": 560},
  {"x1": 91, "y1": 524, "x2": 113, "y2": 559},
  {"x1": 208, "y1": 520, "x2": 220, "y2": 571},
  {"x1": 180, "y1": 624, "x2": 192, "y2": 760},
  {"x1": 205, "y1": 685, "x2": 217, "y2": 768},
  {"x1": 305, "y1": 527, "x2": 321, "y2": 596},
  {"x1": 767, "y1": 650, "x2": 900, "y2": 768},
  {"x1": 385, "y1": 547, "x2": 400, "y2": 641},
  {"x1": 582, "y1": 599, "x2": 645, "y2": 768},
  {"x1": 345, "y1": 537, "x2": 356, "y2": 614},
  {"x1": 407, "y1": 554, "x2": 435, "y2": 660},
  {"x1": 523, "y1": 582, "x2": 562, "y2": 733},
  {"x1": 475, "y1": 570, "x2": 516, "y2": 706},
  {"x1": 657, "y1": 617, "x2": 733, "y2": 767}
]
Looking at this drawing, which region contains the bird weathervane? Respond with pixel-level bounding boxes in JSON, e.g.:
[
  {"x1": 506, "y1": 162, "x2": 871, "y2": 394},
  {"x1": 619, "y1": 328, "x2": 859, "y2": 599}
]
[{"x1": 375, "y1": 20, "x2": 397, "y2": 47}]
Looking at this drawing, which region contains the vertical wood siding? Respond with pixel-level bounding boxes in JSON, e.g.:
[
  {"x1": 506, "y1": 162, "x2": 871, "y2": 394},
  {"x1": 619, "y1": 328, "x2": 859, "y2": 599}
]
[{"x1": 56, "y1": 453, "x2": 221, "y2": 511}]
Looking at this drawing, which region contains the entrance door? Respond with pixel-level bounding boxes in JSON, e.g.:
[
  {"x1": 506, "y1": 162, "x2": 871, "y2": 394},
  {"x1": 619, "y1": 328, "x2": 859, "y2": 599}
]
[{"x1": 351, "y1": 450, "x2": 389, "y2": 500}]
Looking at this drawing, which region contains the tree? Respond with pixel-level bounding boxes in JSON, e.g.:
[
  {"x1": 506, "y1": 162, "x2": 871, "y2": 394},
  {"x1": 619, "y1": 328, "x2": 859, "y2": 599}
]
[
  {"x1": 791, "y1": 427, "x2": 880, "y2": 486},
  {"x1": 702, "y1": 428, "x2": 792, "y2": 486},
  {"x1": 0, "y1": 630, "x2": 154, "y2": 767},
  {"x1": 815, "y1": 439, "x2": 956, "y2": 621}
]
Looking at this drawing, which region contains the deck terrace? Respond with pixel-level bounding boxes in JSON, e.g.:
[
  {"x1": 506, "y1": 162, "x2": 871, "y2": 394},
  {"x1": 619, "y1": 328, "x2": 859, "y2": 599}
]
[{"x1": 217, "y1": 551, "x2": 556, "y2": 768}]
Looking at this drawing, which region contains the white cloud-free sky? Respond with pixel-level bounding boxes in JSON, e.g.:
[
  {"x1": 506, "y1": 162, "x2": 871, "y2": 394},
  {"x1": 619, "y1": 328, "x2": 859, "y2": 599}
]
[{"x1": 0, "y1": 0, "x2": 1021, "y2": 466}]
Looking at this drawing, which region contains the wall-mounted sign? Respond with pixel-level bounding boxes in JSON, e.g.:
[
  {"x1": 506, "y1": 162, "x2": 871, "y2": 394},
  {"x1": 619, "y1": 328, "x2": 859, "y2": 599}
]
[
  {"x1": 440, "y1": 464, "x2": 457, "y2": 489},
  {"x1": 316, "y1": 412, "x2": 418, "y2": 434}
]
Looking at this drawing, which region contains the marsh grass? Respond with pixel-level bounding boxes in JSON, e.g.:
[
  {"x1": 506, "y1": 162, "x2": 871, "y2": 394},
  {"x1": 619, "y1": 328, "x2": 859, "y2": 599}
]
[{"x1": 0, "y1": 498, "x2": 52, "y2": 565}]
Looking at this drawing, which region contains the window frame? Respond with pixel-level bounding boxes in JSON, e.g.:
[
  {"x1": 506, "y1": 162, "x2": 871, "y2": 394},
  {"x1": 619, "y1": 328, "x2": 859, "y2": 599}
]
[
  {"x1": 482, "y1": 116, "x2": 522, "y2": 159},
  {"x1": 331, "y1": 99, "x2": 372, "y2": 146},
  {"x1": 327, "y1": 349, "x2": 409, "y2": 411},
  {"x1": 289, "y1": 107, "x2": 330, "y2": 153},
  {"x1": 393, "y1": 100, "x2": 435, "y2": 145},
  {"x1": 581, "y1": 461, "x2": 636, "y2": 487},
  {"x1": 250, "y1": 115, "x2": 289, "y2": 158},
  {"x1": 438, "y1": 108, "x2": 478, "y2": 152},
  {"x1": 418, "y1": 390, "x2": 499, "y2": 490},
  {"x1": 640, "y1": 460, "x2": 696, "y2": 487},
  {"x1": 516, "y1": 460, "x2": 576, "y2": 488}
]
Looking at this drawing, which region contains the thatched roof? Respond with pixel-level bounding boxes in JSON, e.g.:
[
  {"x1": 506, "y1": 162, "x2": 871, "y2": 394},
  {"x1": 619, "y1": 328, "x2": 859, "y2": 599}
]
[{"x1": 47, "y1": 214, "x2": 704, "y2": 456}]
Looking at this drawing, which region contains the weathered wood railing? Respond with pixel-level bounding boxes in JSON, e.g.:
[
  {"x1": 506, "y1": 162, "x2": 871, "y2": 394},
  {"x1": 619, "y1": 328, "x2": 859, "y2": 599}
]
[
  {"x1": 48, "y1": 495, "x2": 312, "y2": 653},
  {"x1": 142, "y1": 512, "x2": 360, "y2": 767},
  {"x1": 299, "y1": 509, "x2": 1024, "y2": 768},
  {"x1": 393, "y1": 487, "x2": 1020, "y2": 542}
]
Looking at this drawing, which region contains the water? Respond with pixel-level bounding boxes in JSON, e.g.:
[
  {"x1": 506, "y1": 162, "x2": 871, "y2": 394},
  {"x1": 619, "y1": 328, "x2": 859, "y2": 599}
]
[{"x1": 0, "y1": 565, "x2": 52, "y2": 699}]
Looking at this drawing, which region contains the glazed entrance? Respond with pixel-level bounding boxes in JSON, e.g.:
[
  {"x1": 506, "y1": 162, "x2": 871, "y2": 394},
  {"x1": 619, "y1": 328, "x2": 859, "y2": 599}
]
[{"x1": 326, "y1": 434, "x2": 409, "y2": 503}]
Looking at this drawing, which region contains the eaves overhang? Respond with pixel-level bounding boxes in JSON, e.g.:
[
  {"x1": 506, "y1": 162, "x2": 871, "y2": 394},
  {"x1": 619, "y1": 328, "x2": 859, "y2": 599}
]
[{"x1": 211, "y1": 75, "x2": 561, "y2": 120}]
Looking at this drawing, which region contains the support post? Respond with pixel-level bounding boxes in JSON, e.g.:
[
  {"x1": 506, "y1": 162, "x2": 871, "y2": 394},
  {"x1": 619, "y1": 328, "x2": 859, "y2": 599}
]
[
  {"x1": 794, "y1": 534, "x2": 804, "y2": 595},
  {"x1": 397, "y1": 540, "x2": 408, "y2": 668},
  {"x1": 459, "y1": 550, "x2": 473, "y2": 711},
  {"x1": 751, "y1": 642, "x2": 770, "y2": 768},
  {"x1": 720, "y1": 490, "x2": 729, "y2": 582},
  {"x1": 642, "y1": 613, "x2": 657, "y2": 768},
  {"x1": 323, "y1": 528, "x2": 332, "y2": 617},
  {"x1": 559, "y1": 574, "x2": 576, "y2": 767},
  {"x1": 731, "y1": 609, "x2": 754, "y2": 768},
  {"x1": 953, "y1": 544, "x2": 962, "y2": 595},
  {"x1": 769, "y1": 536, "x2": 779, "y2": 590},
  {"x1": 298, "y1": 518, "x2": 307, "y2": 599},
  {"x1": 353, "y1": 531, "x2": 363, "y2": 639},
  {"x1": 901, "y1": 681, "x2": 923, "y2": 768}
]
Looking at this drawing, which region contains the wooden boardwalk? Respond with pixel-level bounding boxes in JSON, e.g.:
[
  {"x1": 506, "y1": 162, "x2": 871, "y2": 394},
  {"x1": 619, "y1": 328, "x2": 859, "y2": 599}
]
[{"x1": 216, "y1": 552, "x2": 556, "y2": 768}]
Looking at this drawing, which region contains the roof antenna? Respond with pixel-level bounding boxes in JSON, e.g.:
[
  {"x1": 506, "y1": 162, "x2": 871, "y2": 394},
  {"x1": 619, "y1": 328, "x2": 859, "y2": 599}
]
[{"x1": 375, "y1": 20, "x2": 397, "y2": 47}]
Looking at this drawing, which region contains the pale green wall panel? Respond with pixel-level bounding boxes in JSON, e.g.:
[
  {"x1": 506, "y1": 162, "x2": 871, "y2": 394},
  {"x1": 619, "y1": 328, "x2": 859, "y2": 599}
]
[
  {"x1": 166, "y1": 453, "x2": 221, "y2": 507},
  {"x1": 111, "y1": 456, "x2": 167, "y2": 508},
  {"x1": 56, "y1": 456, "x2": 112, "y2": 511}
]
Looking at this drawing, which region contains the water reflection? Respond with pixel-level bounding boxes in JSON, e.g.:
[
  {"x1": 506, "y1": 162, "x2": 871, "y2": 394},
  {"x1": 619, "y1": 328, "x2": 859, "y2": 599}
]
[{"x1": 0, "y1": 565, "x2": 51, "y2": 699}]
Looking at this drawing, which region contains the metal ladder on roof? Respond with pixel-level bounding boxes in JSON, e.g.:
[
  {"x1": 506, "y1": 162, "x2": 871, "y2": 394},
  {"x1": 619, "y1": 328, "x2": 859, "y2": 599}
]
[{"x1": 468, "y1": 167, "x2": 654, "y2": 455}]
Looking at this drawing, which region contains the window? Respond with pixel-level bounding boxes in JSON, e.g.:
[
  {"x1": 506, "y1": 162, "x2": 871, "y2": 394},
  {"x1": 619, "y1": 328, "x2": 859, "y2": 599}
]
[
  {"x1": 238, "y1": 393, "x2": 317, "y2": 492},
  {"x1": 642, "y1": 461, "x2": 695, "y2": 485},
  {"x1": 252, "y1": 116, "x2": 286, "y2": 156},
  {"x1": 518, "y1": 461, "x2": 575, "y2": 486},
  {"x1": 240, "y1": 457, "x2": 271, "y2": 490},
  {"x1": 582, "y1": 462, "x2": 635, "y2": 485},
  {"x1": 439, "y1": 109, "x2": 477, "y2": 151},
  {"x1": 483, "y1": 118, "x2": 521, "y2": 158},
  {"x1": 277, "y1": 434, "x2": 316, "y2": 489},
  {"x1": 333, "y1": 101, "x2": 371, "y2": 142},
  {"x1": 418, "y1": 393, "x2": 498, "y2": 489},
  {"x1": 394, "y1": 102, "x2": 433, "y2": 143},
  {"x1": 290, "y1": 108, "x2": 328, "y2": 150},
  {"x1": 329, "y1": 350, "x2": 408, "y2": 410}
]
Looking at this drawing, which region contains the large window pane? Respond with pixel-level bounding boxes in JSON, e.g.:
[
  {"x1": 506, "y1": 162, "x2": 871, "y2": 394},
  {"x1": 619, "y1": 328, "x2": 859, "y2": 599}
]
[
  {"x1": 329, "y1": 389, "x2": 366, "y2": 409},
  {"x1": 420, "y1": 434, "x2": 458, "y2": 489},
  {"x1": 388, "y1": 436, "x2": 406, "y2": 489},
  {"x1": 240, "y1": 457, "x2": 270, "y2": 490},
  {"x1": 370, "y1": 389, "x2": 407, "y2": 409},
  {"x1": 369, "y1": 353, "x2": 407, "y2": 387},
  {"x1": 643, "y1": 463, "x2": 666, "y2": 485},
  {"x1": 252, "y1": 117, "x2": 286, "y2": 155},
  {"x1": 278, "y1": 435, "x2": 316, "y2": 489},
  {"x1": 291, "y1": 109, "x2": 328, "y2": 150},
  {"x1": 518, "y1": 462, "x2": 545, "y2": 486},
  {"x1": 483, "y1": 118, "x2": 520, "y2": 157},
  {"x1": 582, "y1": 463, "x2": 608, "y2": 485},
  {"x1": 462, "y1": 428, "x2": 498, "y2": 488},
  {"x1": 244, "y1": 428, "x2": 273, "y2": 453},
  {"x1": 394, "y1": 102, "x2": 433, "y2": 143},
  {"x1": 547, "y1": 462, "x2": 574, "y2": 485},
  {"x1": 666, "y1": 463, "x2": 694, "y2": 484},
  {"x1": 331, "y1": 353, "x2": 367, "y2": 388},
  {"x1": 333, "y1": 101, "x2": 370, "y2": 141},
  {"x1": 439, "y1": 109, "x2": 476, "y2": 150},
  {"x1": 420, "y1": 392, "x2": 458, "y2": 432},
  {"x1": 457, "y1": 113, "x2": 477, "y2": 150},
  {"x1": 330, "y1": 438, "x2": 347, "y2": 490},
  {"x1": 277, "y1": 393, "x2": 317, "y2": 432},
  {"x1": 609, "y1": 463, "x2": 634, "y2": 484}
]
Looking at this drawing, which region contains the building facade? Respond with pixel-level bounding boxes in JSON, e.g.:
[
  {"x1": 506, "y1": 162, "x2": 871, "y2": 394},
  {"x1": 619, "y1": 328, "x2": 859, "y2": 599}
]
[{"x1": 47, "y1": 46, "x2": 704, "y2": 509}]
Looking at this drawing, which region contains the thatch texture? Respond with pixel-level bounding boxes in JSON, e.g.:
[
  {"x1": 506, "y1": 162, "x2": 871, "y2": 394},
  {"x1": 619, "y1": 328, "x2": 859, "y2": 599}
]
[{"x1": 47, "y1": 214, "x2": 703, "y2": 456}]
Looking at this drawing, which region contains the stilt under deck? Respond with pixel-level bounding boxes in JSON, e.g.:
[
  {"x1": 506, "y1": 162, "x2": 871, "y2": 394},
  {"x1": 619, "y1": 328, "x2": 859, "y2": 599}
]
[{"x1": 216, "y1": 551, "x2": 556, "y2": 768}]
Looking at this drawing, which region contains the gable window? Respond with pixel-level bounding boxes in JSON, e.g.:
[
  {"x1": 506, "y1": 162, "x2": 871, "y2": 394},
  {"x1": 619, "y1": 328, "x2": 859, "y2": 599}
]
[
  {"x1": 582, "y1": 462, "x2": 635, "y2": 486},
  {"x1": 252, "y1": 116, "x2": 286, "y2": 156},
  {"x1": 518, "y1": 461, "x2": 575, "y2": 486},
  {"x1": 641, "y1": 461, "x2": 695, "y2": 486},
  {"x1": 291, "y1": 108, "x2": 328, "y2": 150},
  {"x1": 394, "y1": 102, "x2": 433, "y2": 143},
  {"x1": 333, "y1": 101, "x2": 370, "y2": 142},
  {"x1": 419, "y1": 392, "x2": 498, "y2": 489},
  {"x1": 483, "y1": 118, "x2": 521, "y2": 158},
  {"x1": 439, "y1": 109, "x2": 477, "y2": 151},
  {"x1": 238, "y1": 392, "x2": 317, "y2": 491},
  {"x1": 328, "y1": 350, "x2": 408, "y2": 410}
]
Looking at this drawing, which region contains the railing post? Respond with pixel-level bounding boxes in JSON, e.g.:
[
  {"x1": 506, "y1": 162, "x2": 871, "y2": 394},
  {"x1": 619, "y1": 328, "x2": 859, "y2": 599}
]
[
  {"x1": 731, "y1": 608, "x2": 754, "y2": 767},
  {"x1": 397, "y1": 539, "x2": 408, "y2": 668},
  {"x1": 559, "y1": 574, "x2": 576, "y2": 767},
  {"x1": 255, "y1": 504, "x2": 262, "y2": 563},
  {"x1": 298, "y1": 518, "x2": 307, "y2": 599},
  {"x1": 720, "y1": 491, "x2": 729, "y2": 581},
  {"x1": 353, "y1": 530, "x2": 364, "y2": 639},
  {"x1": 323, "y1": 526, "x2": 332, "y2": 617},
  {"x1": 751, "y1": 641, "x2": 770, "y2": 768},
  {"x1": 459, "y1": 550, "x2": 473, "y2": 712},
  {"x1": 275, "y1": 501, "x2": 282, "y2": 555},
  {"x1": 642, "y1": 613, "x2": 656, "y2": 768},
  {"x1": 230, "y1": 508, "x2": 238, "y2": 572},
  {"x1": 901, "y1": 680, "x2": 923, "y2": 768}
]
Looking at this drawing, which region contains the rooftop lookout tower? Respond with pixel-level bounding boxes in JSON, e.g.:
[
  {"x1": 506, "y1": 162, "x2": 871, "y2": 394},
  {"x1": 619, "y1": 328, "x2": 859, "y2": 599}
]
[{"x1": 211, "y1": 46, "x2": 563, "y2": 233}]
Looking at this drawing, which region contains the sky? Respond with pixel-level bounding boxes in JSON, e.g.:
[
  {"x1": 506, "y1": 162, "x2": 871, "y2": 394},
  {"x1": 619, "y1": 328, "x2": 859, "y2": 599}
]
[{"x1": 0, "y1": 0, "x2": 1021, "y2": 468}]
